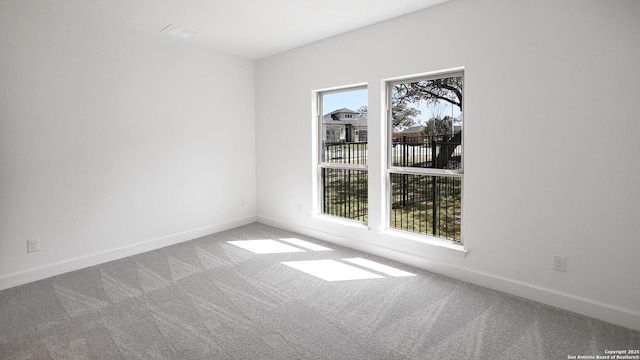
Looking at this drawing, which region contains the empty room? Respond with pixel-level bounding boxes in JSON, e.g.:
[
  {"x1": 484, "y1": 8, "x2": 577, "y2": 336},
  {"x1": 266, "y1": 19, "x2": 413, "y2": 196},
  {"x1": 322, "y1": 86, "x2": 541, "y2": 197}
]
[{"x1": 1, "y1": 0, "x2": 639, "y2": 359}]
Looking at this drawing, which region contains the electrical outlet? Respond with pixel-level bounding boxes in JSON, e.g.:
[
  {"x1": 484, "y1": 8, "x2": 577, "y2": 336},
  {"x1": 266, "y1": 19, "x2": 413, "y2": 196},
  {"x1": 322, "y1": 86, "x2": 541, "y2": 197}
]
[
  {"x1": 240, "y1": 199, "x2": 245, "y2": 207},
  {"x1": 297, "y1": 204, "x2": 302, "y2": 213},
  {"x1": 552, "y1": 254, "x2": 566, "y2": 272},
  {"x1": 27, "y1": 238, "x2": 40, "y2": 253}
]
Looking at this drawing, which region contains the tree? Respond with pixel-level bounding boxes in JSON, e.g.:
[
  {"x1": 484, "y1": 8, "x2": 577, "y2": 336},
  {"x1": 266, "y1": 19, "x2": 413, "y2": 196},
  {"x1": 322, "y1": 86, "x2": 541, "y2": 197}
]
[
  {"x1": 391, "y1": 100, "x2": 421, "y2": 131},
  {"x1": 424, "y1": 116, "x2": 453, "y2": 136},
  {"x1": 392, "y1": 75, "x2": 463, "y2": 168},
  {"x1": 357, "y1": 105, "x2": 368, "y2": 118},
  {"x1": 392, "y1": 76, "x2": 462, "y2": 110}
]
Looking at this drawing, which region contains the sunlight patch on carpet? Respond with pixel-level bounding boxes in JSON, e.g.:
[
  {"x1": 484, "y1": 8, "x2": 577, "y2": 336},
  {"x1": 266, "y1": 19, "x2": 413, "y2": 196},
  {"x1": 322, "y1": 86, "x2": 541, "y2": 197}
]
[
  {"x1": 279, "y1": 238, "x2": 332, "y2": 251},
  {"x1": 343, "y1": 258, "x2": 416, "y2": 277},
  {"x1": 281, "y1": 259, "x2": 383, "y2": 281},
  {"x1": 228, "y1": 240, "x2": 305, "y2": 254}
]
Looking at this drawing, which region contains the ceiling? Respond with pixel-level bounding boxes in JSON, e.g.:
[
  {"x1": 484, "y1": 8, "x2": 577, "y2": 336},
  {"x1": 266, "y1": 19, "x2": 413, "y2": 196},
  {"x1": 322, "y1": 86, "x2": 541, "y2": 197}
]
[{"x1": 70, "y1": 0, "x2": 450, "y2": 59}]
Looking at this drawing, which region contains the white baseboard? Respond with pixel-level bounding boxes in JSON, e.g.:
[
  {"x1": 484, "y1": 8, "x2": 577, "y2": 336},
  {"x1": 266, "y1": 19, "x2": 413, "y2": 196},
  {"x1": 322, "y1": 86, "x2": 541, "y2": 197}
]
[
  {"x1": 258, "y1": 215, "x2": 640, "y2": 332},
  {"x1": 0, "y1": 216, "x2": 257, "y2": 291}
]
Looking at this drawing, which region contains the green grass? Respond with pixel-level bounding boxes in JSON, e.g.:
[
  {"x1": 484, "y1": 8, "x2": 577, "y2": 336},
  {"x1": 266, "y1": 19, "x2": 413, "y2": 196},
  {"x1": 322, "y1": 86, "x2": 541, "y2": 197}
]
[{"x1": 390, "y1": 197, "x2": 461, "y2": 242}]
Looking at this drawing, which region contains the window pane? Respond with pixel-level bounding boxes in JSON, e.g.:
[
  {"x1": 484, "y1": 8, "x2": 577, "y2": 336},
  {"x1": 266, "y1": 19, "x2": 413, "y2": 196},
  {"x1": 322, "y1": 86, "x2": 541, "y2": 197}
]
[
  {"x1": 321, "y1": 89, "x2": 368, "y2": 165},
  {"x1": 321, "y1": 168, "x2": 368, "y2": 222},
  {"x1": 390, "y1": 75, "x2": 462, "y2": 170},
  {"x1": 390, "y1": 173, "x2": 461, "y2": 242}
]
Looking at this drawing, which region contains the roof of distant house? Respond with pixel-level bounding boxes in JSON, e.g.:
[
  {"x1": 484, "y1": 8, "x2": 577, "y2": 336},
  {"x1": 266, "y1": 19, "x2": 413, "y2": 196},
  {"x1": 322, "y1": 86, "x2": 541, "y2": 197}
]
[
  {"x1": 322, "y1": 108, "x2": 367, "y2": 126},
  {"x1": 326, "y1": 108, "x2": 359, "y2": 116},
  {"x1": 400, "y1": 125, "x2": 426, "y2": 134}
]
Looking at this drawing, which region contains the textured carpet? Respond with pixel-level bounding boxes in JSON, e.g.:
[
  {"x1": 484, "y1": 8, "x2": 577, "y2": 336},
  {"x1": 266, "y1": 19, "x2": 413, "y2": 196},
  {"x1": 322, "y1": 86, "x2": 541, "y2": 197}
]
[{"x1": 1, "y1": 223, "x2": 638, "y2": 359}]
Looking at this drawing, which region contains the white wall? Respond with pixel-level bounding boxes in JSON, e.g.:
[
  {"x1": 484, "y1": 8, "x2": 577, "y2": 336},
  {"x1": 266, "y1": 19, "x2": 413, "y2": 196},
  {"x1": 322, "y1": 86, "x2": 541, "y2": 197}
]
[
  {"x1": 0, "y1": 1, "x2": 256, "y2": 288},
  {"x1": 256, "y1": 0, "x2": 640, "y2": 330}
]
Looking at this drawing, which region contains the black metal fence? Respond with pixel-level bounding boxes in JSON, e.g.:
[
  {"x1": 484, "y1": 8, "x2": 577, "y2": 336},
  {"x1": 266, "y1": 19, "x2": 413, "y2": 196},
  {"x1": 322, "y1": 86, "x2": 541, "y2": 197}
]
[
  {"x1": 322, "y1": 135, "x2": 461, "y2": 168},
  {"x1": 320, "y1": 137, "x2": 462, "y2": 242},
  {"x1": 390, "y1": 173, "x2": 461, "y2": 242},
  {"x1": 323, "y1": 141, "x2": 368, "y2": 165},
  {"x1": 392, "y1": 134, "x2": 461, "y2": 170},
  {"x1": 321, "y1": 168, "x2": 368, "y2": 222}
]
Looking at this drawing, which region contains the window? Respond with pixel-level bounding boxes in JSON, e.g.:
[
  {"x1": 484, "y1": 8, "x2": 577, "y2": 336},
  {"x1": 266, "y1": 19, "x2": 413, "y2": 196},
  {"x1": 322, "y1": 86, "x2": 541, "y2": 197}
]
[
  {"x1": 387, "y1": 71, "x2": 463, "y2": 242},
  {"x1": 317, "y1": 87, "x2": 368, "y2": 222}
]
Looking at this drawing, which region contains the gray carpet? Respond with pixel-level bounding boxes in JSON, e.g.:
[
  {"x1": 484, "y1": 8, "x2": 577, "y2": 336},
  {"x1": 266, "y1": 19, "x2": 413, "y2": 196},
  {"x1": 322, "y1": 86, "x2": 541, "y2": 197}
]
[{"x1": 1, "y1": 223, "x2": 638, "y2": 359}]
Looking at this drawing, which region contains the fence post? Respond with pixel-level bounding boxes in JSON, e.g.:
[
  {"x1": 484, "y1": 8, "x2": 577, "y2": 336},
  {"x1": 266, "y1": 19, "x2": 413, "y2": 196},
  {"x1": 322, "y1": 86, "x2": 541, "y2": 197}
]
[
  {"x1": 431, "y1": 135, "x2": 437, "y2": 168},
  {"x1": 432, "y1": 176, "x2": 437, "y2": 236},
  {"x1": 402, "y1": 135, "x2": 408, "y2": 207}
]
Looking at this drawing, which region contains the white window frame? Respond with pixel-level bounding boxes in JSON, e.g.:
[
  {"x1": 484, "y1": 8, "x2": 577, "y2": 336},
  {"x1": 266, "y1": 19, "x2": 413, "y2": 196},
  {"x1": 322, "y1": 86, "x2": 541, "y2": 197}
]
[
  {"x1": 384, "y1": 69, "x2": 464, "y2": 243},
  {"x1": 314, "y1": 84, "x2": 368, "y2": 224}
]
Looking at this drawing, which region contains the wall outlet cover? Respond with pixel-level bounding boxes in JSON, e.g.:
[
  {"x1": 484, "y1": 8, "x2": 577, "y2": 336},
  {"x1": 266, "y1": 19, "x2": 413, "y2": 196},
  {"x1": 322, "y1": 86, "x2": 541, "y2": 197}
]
[
  {"x1": 552, "y1": 254, "x2": 566, "y2": 272},
  {"x1": 27, "y1": 238, "x2": 40, "y2": 253}
]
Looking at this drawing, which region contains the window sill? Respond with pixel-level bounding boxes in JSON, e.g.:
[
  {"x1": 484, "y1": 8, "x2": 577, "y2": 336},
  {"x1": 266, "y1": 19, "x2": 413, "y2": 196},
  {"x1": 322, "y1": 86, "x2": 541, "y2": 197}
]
[
  {"x1": 313, "y1": 214, "x2": 369, "y2": 230},
  {"x1": 381, "y1": 229, "x2": 467, "y2": 257}
]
